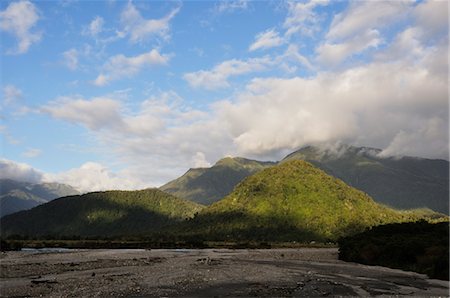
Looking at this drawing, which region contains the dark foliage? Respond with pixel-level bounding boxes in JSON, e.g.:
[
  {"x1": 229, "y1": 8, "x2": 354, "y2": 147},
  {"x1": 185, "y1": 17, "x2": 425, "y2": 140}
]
[{"x1": 338, "y1": 221, "x2": 449, "y2": 280}]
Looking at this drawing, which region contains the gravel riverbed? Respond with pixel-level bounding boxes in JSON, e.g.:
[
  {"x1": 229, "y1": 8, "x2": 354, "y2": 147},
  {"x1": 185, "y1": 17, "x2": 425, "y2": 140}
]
[{"x1": 0, "y1": 248, "x2": 448, "y2": 297}]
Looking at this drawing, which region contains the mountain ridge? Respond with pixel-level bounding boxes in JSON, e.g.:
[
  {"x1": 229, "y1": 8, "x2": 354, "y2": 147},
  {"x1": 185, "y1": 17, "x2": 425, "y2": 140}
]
[
  {"x1": 0, "y1": 179, "x2": 80, "y2": 217},
  {"x1": 161, "y1": 144, "x2": 449, "y2": 213}
]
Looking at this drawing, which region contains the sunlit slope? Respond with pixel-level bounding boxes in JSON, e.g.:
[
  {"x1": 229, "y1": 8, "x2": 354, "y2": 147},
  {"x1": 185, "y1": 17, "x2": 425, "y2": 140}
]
[
  {"x1": 283, "y1": 145, "x2": 449, "y2": 214},
  {"x1": 183, "y1": 160, "x2": 444, "y2": 242},
  {"x1": 160, "y1": 157, "x2": 275, "y2": 205}
]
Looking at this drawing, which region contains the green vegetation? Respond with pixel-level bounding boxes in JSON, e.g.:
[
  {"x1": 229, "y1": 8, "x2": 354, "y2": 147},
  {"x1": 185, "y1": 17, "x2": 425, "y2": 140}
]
[
  {"x1": 0, "y1": 179, "x2": 79, "y2": 217},
  {"x1": 160, "y1": 157, "x2": 275, "y2": 205},
  {"x1": 176, "y1": 160, "x2": 443, "y2": 242},
  {"x1": 1, "y1": 161, "x2": 446, "y2": 246},
  {"x1": 0, "y1": 189, "x2": 204, "y2": 238},
  {"x1": 283, "y1": 145, "x2": 449, "y2": 214},
  {"x1": 160, "y1": 145, "x2": 449, "y2": 214},
  {"x1": 338, "y1": 221, "x2": 449, "y2": 280}
]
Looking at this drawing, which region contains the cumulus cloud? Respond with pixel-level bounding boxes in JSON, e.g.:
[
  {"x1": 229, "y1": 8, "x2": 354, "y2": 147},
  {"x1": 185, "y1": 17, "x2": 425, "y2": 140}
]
[
  {"x1": 41, "y1": 91, "x2": 230, "y2": 186},
  {"x1": 0, "y1": 0, "x2": 42, "y2": 54},
  {"x1": 183, "y1": 57, "x2": 272, "y2": 90},
  {"x1": 215, "y1": 55, "x2": 448, "y2": 159},
  {"x1": 42, "y1": 96, "x2": 124, "y2": 130},
  {"x1": 120, "y1": 2, "x2": 180, "y2": 43},
  {"x1": 0, "y1": 158, "x2": 148, "y2": 192},
  {"x1": 0, "y1": 159, "x2": 44, "y2": 183},
  {"x1": 249, "y1": 29, "x2": 284, "y2": 51},
  {"x1": 414, "y1": 0, "x2": 448, "y2": 36},
  {"x1": 94, "y1": 49, "x2": 170, "y2": 86},
  {"x1": 45, "y1": 162, "x2": 147, "y2": 193}
]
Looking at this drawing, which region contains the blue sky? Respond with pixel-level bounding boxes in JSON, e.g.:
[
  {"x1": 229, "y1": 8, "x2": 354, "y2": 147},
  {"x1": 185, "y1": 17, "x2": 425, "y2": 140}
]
[{"x1": 1, "y1": 0, "x2": 448, "y2": 192}]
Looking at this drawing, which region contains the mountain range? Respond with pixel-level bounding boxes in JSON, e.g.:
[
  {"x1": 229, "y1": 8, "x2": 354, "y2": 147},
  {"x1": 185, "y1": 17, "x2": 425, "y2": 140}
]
[
  {"x1": 1, "y1": 160, "x2": 444, "y2": 241},
  {"x1": 162, "y1": 145, "x2": 449, "y2": 214},
  {"x1": 0, "y1": 179, "x2": 79, "y2": 218}
]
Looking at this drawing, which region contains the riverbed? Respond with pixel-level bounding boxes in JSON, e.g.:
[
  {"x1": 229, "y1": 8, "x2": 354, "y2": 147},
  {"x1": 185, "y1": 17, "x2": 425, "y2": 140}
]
[{"x1": 0, "y1": 248, "x2": 448, "y2": 297}]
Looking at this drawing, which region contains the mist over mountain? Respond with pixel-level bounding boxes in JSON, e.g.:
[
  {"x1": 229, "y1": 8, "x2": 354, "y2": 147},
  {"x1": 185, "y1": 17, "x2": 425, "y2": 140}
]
[
  {"x1": 283, "y1": 145, "x2": 449, "y2": 214},
  {"x1": 0, "y1": 179, "x2": 79, "y2": 217}
]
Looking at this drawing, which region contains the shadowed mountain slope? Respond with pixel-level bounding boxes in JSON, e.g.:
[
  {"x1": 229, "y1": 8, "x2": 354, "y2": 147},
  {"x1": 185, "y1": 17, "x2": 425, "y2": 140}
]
[
  {"x1": 0, "y1": 189, "x2": 204, "y2": 238},
  {"x1": 0, "y1": 179, "x2": 79, "y2": 217}
]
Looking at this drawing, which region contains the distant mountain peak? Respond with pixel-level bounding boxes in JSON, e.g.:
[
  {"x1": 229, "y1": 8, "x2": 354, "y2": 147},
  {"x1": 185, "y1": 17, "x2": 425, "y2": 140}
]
[{"x1": 0, "y1": 179, "x2": 79, "y2": 217}]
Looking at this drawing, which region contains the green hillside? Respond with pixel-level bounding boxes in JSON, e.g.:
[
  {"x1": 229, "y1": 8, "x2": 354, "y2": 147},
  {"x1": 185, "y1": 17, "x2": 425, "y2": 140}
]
[
  {"x1": 282, "y1": 145, "x2": 449, "y2": 214},
  {"x1": 0, "y1": 189, "x2": 204, "y2": 238},
  {"x1": 0, "y1": 179, "x2": 80, "y2": 217},
  {"x1": 180, "y1": 160, "x2": 443, "y2": 242},
  {"x1": 160, "y1": 157, "x2": 275, "y2": 205}
]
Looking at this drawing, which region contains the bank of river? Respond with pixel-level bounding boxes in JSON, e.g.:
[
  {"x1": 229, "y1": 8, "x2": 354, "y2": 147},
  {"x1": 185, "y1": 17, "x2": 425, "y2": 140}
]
[{"x1": 1, "y1": 248, "x2": 448, "y2": 297}]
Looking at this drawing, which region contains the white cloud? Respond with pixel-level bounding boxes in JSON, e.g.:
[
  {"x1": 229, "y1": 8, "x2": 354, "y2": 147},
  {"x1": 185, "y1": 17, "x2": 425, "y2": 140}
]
[
  {"x1": 42, "y1": 96, "x2": 124, "y2": 130},
  {"x1": 379, "y1": 117, "x2": 448, "y2": 159},
  {"x1": 249, "y1": 29, "x2": 284, "y2": 51},
  {"x1": 22, "y1": 148, "x2": 42, "y2": 158},
  {"x1": 120, "y1": 2, "x2": 180, "y2": 43},
  {"x1": 94, "y1": 49, "x2": 170, "y2": 86},
  {"x1": 62, "y1": 48, "x2": 78, "y2": 70},
  {"x1": 0, "y1": 0, "x2": 42, "y2": 54},
  {"x1": 414, "y1": 0, "x2": 448, "y2": 36},
  {"x1": 2, "y1": 85, "x2": 23, "y2": 105},
  {"x1": 215, "y1": 56, "x2": 448, "y2": 159},
  {"x1": 283, "y1": 0, "x2": 329, "y2": 37},
  {"x1": 326, "y1": 1, "x2": 410, "y2": 41},
  {"x1": 41, "y1": 91, "x2": 230, "y2": 186},
  {"x1": 192, "y1": 152, "x2": 211, "y2": 168},
  {"x1": 282, "y1": 44, "x2": 314, "y2": 71},
  {"x1": 45, "y1": 162, "x2": 146, "y2": 193},
  {"x1": 315, "y1": 1, "x2": 412, "y2": 66},
  {"x1": 183, "y1": 57, "x2": 272, "y2": 90},
  {"x1": 316, "y1": 29, "x2": 382, "y2": 66},
  {"x1": 0, "y1": 159, "x2": 44, "y2": 183}
]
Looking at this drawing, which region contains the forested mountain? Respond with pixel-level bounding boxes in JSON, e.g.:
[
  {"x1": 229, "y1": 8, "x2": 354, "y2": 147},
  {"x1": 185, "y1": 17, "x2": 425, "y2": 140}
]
[
  {"x1": 161, "y1": 145, "x2": 449, "y2": 214},
  {"x1": 160, "y1": 157, "x2": 275, "y2": 205},
  {"x1": 283, "y1": 145, "x2": 449, "y2": 213},
  {"x1": 0, "y1": 189, "x2": 204, "y2": 238},
  {"x1": 177, "y1": 160, "x2": 443, "y2": 242}
]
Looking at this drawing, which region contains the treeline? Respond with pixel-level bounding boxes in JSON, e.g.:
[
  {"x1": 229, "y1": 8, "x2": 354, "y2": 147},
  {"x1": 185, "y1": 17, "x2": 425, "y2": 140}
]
[{"x1": 338, "y1": 221, "x2": 449, "y2": 280}]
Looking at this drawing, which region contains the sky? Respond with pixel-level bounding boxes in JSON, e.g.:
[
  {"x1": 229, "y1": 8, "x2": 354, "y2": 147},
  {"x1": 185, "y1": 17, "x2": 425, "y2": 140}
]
[{"x1": 0, "y1": 0, "x2": 448, "y2": 192}]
